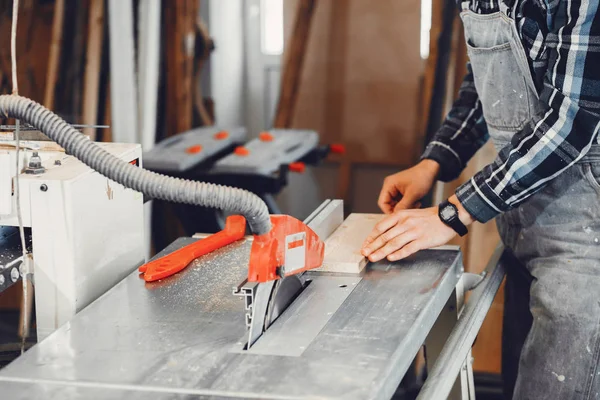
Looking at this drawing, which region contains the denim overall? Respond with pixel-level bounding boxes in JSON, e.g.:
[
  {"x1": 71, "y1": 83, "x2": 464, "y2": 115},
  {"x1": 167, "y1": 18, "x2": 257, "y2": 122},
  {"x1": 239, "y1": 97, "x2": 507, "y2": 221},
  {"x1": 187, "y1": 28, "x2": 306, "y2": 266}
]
[{"x1": 460, "y1": 1, "x2": 600, "y2": 398}]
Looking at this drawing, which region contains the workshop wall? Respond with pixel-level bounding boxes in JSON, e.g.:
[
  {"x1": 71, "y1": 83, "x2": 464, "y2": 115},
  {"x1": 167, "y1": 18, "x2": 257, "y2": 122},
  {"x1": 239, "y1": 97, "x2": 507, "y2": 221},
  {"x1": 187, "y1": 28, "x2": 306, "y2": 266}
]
[
  {"x1": 284, "y1": 0, "x2": 424, "y2": 164},
  {"x1": 279, "y1": 0, "x2": 424, "y2": 217},
  {"x1": 0, "y1": 1, "x2": 54, "y2": 108}
]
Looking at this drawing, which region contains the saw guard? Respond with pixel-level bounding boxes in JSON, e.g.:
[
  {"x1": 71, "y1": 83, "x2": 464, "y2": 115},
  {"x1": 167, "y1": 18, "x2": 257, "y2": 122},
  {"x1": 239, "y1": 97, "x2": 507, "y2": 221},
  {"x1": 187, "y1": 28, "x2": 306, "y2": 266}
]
[{"x1": 248, "y1": 215, "x2": 324, "y2": 283}]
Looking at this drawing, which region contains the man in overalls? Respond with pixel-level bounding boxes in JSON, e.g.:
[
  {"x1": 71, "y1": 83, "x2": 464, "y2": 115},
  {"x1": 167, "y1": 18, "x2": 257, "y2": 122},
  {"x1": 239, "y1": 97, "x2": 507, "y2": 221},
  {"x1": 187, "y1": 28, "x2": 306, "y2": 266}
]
[{"x1": 362, "y1": 0, "x2": 600, "y2": 398}]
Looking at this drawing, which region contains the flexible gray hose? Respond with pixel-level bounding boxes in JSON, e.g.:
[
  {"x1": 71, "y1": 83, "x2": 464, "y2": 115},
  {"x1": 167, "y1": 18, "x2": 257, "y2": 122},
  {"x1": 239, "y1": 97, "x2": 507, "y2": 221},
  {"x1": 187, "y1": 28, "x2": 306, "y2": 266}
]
[{"x1": 0, "y1": 95, "x2": 272, "y2": 235}]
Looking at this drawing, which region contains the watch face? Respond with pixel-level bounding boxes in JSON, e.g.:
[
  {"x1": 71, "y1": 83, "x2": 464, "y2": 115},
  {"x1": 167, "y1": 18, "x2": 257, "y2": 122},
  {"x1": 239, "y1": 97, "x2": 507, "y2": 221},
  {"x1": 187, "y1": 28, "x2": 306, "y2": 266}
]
[{"x1": 441, "y1": 204, "x2": 456, "y2": 220}]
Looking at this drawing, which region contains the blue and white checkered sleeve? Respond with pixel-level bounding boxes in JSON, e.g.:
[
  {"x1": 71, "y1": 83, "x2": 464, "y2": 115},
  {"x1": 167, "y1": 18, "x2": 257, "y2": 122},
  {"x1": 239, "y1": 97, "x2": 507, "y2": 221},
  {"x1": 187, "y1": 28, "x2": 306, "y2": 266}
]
[
  {"x1": 421, "y1": 63, "x2": 488, "y2": 182},
  {"x1": 456, "y1": 0, "x2": 600, "y2": 223}
]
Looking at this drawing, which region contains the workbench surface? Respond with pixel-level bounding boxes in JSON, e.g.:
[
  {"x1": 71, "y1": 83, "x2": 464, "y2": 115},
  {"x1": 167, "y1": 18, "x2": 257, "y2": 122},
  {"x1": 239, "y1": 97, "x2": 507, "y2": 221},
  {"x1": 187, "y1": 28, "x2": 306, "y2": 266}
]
[{"x1": 0, "y1": 238, "x2": 462, "y2": 400}]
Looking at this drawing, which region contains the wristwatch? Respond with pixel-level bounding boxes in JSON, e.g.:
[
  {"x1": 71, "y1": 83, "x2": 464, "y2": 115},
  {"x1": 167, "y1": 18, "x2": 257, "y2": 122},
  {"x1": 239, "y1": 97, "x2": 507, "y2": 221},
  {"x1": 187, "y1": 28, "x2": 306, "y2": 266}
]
[{"x1": 438, "y1": 199, "x2": 468, "y2": 237}]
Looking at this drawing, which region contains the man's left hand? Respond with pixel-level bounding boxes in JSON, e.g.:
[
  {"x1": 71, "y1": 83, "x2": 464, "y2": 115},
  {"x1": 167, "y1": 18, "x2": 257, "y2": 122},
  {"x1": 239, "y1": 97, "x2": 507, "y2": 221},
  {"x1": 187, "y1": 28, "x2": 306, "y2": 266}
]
[{"x1": 361, "y1": 207, "x2": 457, "y2": 262}]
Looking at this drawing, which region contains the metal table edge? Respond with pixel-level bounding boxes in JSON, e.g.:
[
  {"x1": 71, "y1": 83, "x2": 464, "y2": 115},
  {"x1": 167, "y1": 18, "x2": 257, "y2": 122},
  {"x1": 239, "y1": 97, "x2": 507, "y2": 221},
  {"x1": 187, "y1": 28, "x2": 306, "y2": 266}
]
[{"x1": 369, "y1": 252, "x2": 464, "y2": 399}]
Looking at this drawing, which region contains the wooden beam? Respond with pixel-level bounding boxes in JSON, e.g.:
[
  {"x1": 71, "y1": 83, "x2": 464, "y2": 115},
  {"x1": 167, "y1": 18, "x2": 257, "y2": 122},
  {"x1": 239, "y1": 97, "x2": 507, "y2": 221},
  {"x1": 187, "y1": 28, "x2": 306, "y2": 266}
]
[
  {"x1": 43, "y1": 0, "x2": 65, "y2": 110},
  {"x1": 108, "y1": 0, "x2": 138, "y2": 143},
  {"x1": 193, "y1": 17, "x2": 214, "y2": 127},
  {"x1": 137, "y1": 0, "x2": 161, "y2": 149},
  {"x1": 103, "y1": 82, "x2": 112, "y2": 142},
  {"x1": 318, "y1": 213, "x2": 384, "y2": 274},
  {"x1": 82, "y1": 0, "x2": 104, "y2": 140},
  {"x1": 165, "y1": 0, "x2": 199, "y2": 138},
  {"x1": 418, "y1": 0, "x2": 445, "y2": 142},
  {"x1": 273, "y1": 0, "x2": 316, "y2": 128},
  {"x1": 421, "y1": 0, "x2": 457, "y2": 148}
]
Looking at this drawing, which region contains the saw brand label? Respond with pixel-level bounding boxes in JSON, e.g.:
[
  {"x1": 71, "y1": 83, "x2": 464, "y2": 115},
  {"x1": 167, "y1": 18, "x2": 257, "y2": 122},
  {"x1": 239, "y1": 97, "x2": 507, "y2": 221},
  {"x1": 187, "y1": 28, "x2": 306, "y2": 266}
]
[{"x1": 284, "y1": 232, "x2": 306, "y2": 274}]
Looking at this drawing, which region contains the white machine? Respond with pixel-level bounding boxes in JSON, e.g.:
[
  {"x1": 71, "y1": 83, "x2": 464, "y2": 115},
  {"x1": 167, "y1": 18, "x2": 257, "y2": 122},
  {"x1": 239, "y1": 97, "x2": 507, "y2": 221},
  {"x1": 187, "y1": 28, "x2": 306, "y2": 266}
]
[{"x1": 0, "y1": 138, "x2": 145, "y2": 340}]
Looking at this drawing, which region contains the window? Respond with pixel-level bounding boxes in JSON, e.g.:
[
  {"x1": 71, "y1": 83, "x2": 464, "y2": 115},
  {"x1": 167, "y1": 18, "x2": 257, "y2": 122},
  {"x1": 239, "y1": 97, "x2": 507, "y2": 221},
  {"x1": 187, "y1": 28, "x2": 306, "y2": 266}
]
[{"x1": 261, "y1": 0, "x2": 284, "y2": 55}]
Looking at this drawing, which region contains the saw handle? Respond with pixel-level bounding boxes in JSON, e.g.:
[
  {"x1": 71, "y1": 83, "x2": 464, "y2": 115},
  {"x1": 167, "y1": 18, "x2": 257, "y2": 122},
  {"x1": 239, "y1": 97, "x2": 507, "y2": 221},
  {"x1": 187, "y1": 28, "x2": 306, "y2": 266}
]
[{"x1": 139, "y1": 215, "x2": 247, "y2": 282}]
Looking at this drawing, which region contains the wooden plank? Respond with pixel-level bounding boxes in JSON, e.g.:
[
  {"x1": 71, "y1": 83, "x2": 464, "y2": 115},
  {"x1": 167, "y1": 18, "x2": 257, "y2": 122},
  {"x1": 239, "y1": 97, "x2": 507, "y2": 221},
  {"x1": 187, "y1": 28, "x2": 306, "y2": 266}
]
[
  {"x1": 25, "y1": 2, "x2": 55, "y2": 103},
  {"x1": 322, "y1": 0, "x2": 348, "y2": 148},
  {"x1": 69, "y1": 0, "x2": 90, "y2": 121},
  {"x1": 284, "y1": 0, "x2": 424, "y2": 165},
  {"x1": 165, "y1": 0, "x2": 198, "y2": 138},
  {"x1": 273, "y1": 0, "x2": 316, "y2": 128},
  {"x1": 102, "y1": 82, "x2": 112, "y2": 142},
  {"x1": 192, "y1": 17, "x2": 214, "y2": 127},
  {"x1": 137, "y1": 0, "x2": 161, "y2": 149},
  {"x1": 14, "y1": 0, "x2": 34, "y2": 97},
  {"x1": 318, "y1": 213, "x2": 384, "y2": 274},
  {"x1": 82, "y1": 0, "x2": 104, "y2": 140},
  {"x1": 43, "y1": 0, "x2": 65, "y2": 110},
  {"x1": 108, "y1": 0, "x2": 138, "y2": 143},
  {"x1": 422, "y1": 0, "x2": 458, "y2": 148},
  {"x1": 418, "y1": 0, "x2": 445, "y2": 147}
]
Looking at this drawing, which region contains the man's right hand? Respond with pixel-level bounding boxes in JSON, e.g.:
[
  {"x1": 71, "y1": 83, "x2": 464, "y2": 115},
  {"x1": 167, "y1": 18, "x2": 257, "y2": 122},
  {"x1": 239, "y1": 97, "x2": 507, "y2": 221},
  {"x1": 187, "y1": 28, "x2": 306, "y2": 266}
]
[{"x1": 377, "y1": 159, "x2": 440, "y2": 214}]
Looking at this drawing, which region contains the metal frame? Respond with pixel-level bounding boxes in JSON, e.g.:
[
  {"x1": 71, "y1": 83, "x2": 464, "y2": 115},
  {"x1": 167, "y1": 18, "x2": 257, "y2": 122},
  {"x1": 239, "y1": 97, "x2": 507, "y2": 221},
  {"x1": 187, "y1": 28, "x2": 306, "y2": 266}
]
[
  {"x1": 424, "y1": 277, "x2": 475, "y2": 400},
  {"x1": 0, "y1": 199, "x2": 506, "y2": 399},
  {"x1": 418, "y1": 244, "x2": 506, "y2": 400}
]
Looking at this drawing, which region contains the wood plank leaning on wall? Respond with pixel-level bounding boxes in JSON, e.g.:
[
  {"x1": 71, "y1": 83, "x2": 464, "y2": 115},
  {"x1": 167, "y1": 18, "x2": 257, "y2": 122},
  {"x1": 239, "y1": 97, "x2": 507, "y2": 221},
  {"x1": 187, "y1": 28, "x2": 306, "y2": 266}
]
[
  {"x1": 165, "y1": 0, "x2": 198, "y2": 139},
  {"x1": 43, "y1": 0, "x2": 65, "y2": 111},
  {"x1": 273, "y1": 0, "x2": 316, "y2": 129},
  {"x1": 82, "y1": 0, "x2": 105, "y2": 140},
  {"x1": 282, "y1": 0, "x2": 425, "y2": 211}
]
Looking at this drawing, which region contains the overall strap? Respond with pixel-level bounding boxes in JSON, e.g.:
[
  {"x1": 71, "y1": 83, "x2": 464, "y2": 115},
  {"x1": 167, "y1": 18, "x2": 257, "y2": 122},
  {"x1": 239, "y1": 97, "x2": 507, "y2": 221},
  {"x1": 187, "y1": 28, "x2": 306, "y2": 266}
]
[{"x1": 500, "y1": 0, "x2": 519, "y2": 18}]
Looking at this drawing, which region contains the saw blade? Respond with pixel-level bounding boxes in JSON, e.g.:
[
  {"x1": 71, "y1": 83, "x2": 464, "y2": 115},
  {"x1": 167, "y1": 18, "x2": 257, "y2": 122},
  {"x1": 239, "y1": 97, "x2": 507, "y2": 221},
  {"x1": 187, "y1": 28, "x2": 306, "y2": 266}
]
[
  {"x1": 245, "y1": 275, "x2": 306, "y2": 349},
  {"x1": 264, "y1": 275, "x2": 304, "y2": 330},
  {"x1": 247, "y1": 280, "x2": 275, "y2": 348}
]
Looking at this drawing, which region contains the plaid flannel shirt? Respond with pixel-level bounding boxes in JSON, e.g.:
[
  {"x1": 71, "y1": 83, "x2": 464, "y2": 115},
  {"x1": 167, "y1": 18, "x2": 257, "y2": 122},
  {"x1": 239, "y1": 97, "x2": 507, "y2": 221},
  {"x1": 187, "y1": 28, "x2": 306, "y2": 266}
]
[{"x1": 422, "y1": 0, "x2": 600, "y2": 222}]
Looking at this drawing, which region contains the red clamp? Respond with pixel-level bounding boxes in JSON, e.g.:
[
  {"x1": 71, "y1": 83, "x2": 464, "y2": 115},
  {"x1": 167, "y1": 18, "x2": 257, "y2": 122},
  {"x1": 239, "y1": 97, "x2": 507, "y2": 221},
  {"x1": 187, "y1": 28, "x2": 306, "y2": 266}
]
[
  {"x1": 289, "y1": 162, "x2": 306, "y2": 173},
  {"x1": 139, "y1": 216, "x2": 246, "y2": 282},
  {"x1": 329, "y1": 143, "x2": 346, "y2": 154}
]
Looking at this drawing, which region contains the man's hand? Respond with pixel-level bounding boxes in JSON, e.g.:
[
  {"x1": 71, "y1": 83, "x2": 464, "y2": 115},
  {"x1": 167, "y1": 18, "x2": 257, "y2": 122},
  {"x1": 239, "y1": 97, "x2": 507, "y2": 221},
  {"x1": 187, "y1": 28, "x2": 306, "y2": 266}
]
[
  {"x1": 362, "y1": 195, "x2": 475, "y2": 262},
  {"x1": 378, "y1": 160, "x2": 440, "y2": 214}
]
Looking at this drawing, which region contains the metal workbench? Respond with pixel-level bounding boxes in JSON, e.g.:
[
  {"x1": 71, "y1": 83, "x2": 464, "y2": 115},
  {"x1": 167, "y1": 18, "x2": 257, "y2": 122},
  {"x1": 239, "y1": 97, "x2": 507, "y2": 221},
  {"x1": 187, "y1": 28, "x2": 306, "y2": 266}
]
[{"x1": 0, "y1": 235, "x2": 502, "y2": 399}]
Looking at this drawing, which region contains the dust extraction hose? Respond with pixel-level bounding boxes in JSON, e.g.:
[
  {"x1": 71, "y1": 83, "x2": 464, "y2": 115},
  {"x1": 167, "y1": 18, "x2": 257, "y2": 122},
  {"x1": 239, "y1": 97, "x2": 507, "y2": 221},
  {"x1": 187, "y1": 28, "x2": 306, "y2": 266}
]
[{"x1": 0, "y1": 95, "x2": 272, "y2": 235}]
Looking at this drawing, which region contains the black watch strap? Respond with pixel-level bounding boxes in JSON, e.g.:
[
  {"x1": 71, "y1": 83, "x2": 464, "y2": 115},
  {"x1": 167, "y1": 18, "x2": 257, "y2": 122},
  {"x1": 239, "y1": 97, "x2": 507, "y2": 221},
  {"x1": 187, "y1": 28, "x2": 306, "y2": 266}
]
[{"x1": 438, "y1": 200, "x2": 468, "y2": 237}]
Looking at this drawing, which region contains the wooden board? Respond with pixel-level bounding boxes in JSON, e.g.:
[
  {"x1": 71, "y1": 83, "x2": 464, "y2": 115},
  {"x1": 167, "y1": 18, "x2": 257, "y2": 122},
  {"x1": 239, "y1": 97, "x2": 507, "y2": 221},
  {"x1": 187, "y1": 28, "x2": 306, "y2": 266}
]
[
  {"x1": 82, "y1": 0, "x2": 105, "y2": 140},
  {"x1": 318, "y1": 213, "x2": 384, "y2": 273},
  {"x1": 108, "y1": 0, "x2": 138, "y2": 143},
  {"x1": 44, "y1": 0, "x2": 65, "y2": 110},
  {"x1": 165, "y1": 0, "x2": 198, "y2": 138},
  {"x1": 284, "y1": 0, "x2": 424, "y2": 165},
  {"x1": 273, "y1": 0, "x2": 316, "y2": 128}
]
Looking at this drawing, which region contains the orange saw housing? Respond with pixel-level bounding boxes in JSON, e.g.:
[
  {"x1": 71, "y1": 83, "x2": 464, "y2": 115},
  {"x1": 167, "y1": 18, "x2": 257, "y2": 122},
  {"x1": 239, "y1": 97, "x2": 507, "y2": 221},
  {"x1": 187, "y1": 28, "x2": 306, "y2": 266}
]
[
  {"x1": 248, "y1": 215, "x2": 324, "y2": 282},
  {"x1": 139, "y1": 215, "x2": 324, "y2": 283}
]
